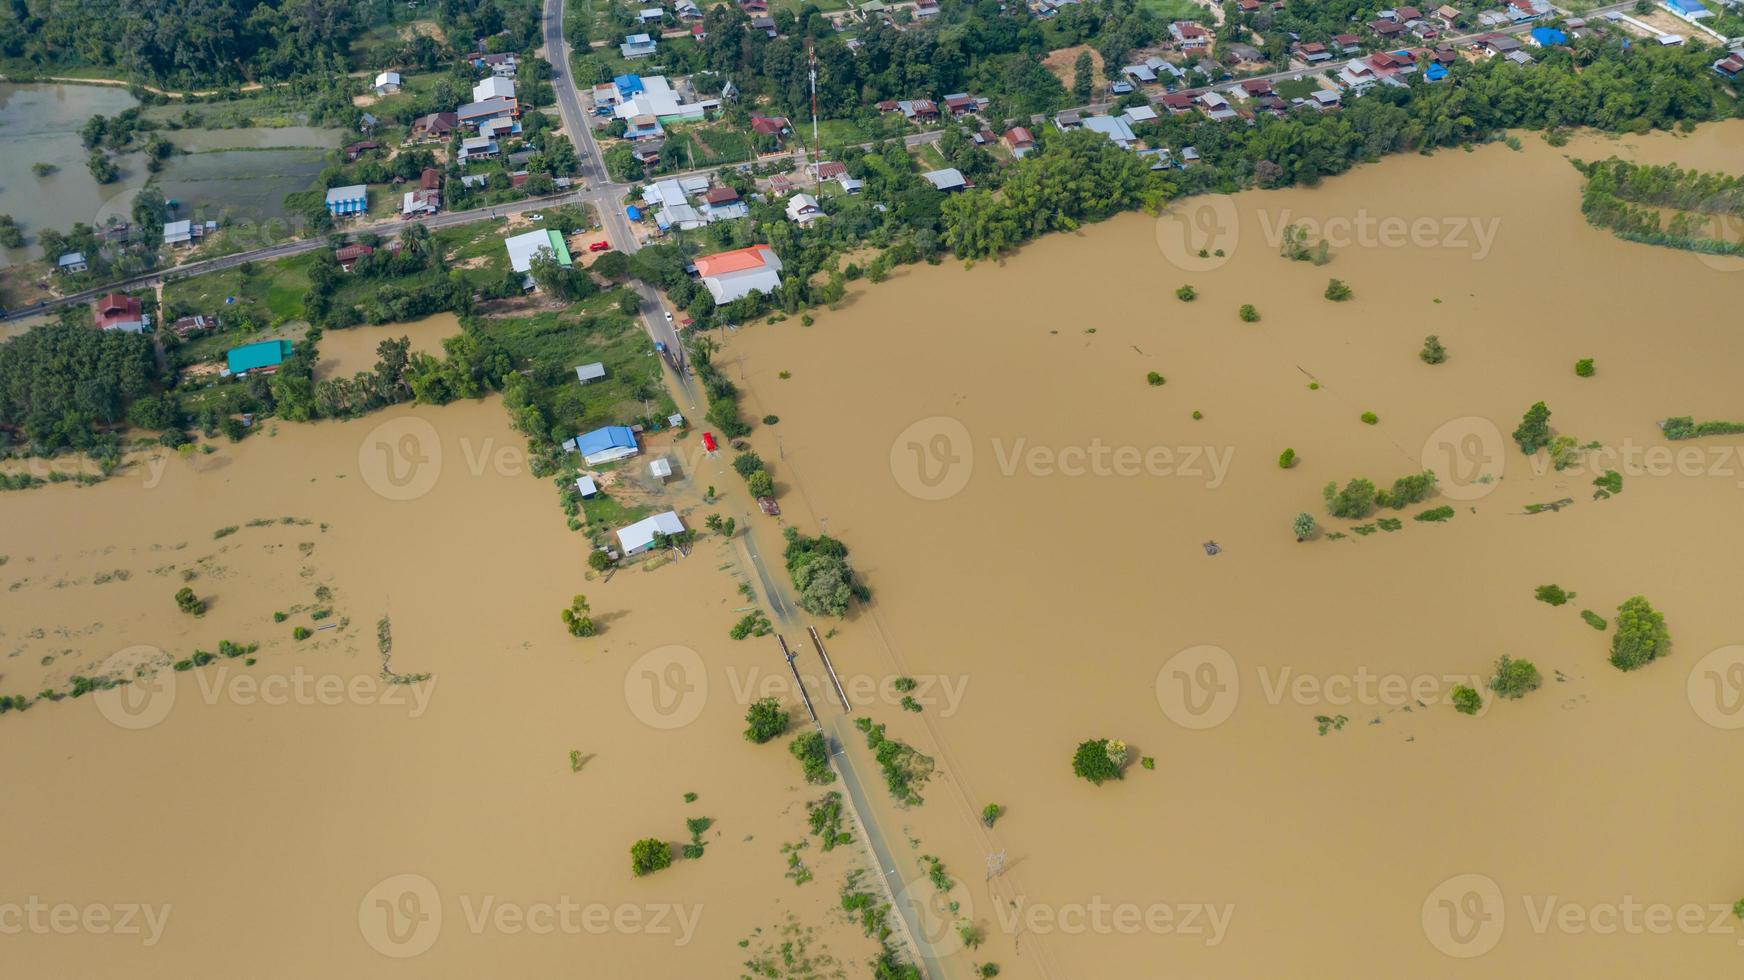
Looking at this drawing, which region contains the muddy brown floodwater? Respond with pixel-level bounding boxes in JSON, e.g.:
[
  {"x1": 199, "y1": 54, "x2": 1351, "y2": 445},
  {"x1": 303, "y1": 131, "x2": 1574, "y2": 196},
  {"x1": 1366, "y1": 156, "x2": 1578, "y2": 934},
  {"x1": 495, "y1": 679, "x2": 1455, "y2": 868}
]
[{"x1": 2, "y1": 123, "x2": 1743, "y2": 978}]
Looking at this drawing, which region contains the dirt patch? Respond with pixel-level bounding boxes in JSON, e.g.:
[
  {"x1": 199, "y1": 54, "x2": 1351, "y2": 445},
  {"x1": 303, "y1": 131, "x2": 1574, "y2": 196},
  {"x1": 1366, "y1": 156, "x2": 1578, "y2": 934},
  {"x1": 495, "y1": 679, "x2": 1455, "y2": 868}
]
[{"x1": 1042, "y1": 44, "x2": 1104, "y2": 93}]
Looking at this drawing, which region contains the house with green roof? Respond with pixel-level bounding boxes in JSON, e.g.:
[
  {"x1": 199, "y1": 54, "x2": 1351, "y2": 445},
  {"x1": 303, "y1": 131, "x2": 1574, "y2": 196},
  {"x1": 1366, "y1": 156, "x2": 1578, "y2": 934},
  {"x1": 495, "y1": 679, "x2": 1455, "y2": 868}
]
[{"x1": 226, "y1": 339, "x2": 294, "y2": 376}]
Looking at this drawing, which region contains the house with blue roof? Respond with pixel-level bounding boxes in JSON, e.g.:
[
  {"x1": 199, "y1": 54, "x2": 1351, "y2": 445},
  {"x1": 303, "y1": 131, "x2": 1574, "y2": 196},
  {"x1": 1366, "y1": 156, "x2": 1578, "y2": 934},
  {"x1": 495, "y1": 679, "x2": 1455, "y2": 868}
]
[
  {"x1": 614, "y1": 74, "x2": 646, "y2": 99},
  {"x1": 1663, "y1": 0, "x2": 1712, "y2": 18},
  {"x1": 1528, "y1": 26, "x2": 1567, "y2": 46},
  {"x1": 325, "y1": 184, "x2": 367, "y2": 217},
  {"x1": 569, "y1": 425, "x2": 641, "y2": 466},
  {"x1": 1424, "y1": 61, "x2": 1450, "y2": 81}
]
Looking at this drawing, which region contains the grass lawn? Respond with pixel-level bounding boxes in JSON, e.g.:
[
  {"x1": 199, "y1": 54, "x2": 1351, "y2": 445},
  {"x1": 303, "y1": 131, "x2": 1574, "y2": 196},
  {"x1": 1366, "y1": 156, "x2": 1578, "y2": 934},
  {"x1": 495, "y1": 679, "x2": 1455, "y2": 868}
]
[
  {"x1": 164, "y1": 254, "x2": 315, "y2": 324},
  {"x1": 912, "y1": 142, "x2": 948, "y2": 171},
  {"x1": 667, "y1": 122, "x2": 755, "y2": 167},
  {"x1": 1137, "y1": 0, "x2": 1205, "y2": 20},
  {"x1": 474, "y1": 288, "x2": 676, "y2": 436},
  {"x1": 1275, "y1": 77, "x2": 1320, "y2": 100}
]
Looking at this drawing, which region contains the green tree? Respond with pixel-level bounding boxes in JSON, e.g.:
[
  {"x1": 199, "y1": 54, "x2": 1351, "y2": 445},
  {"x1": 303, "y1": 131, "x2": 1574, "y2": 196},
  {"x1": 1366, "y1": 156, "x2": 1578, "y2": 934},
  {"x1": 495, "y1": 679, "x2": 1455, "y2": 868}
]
[
  {"x1": 1451, "y1": 686, "x2": 1482, "y2": 715},
  {"x1": 1609, "y1": 596, "x2": 1669, "y2": 671},
  {"x1": 1324, "y1": 279, "x2": 1352, "y2": 301},
  {"x1": 630, "y1": 838, "x2": 672, "y2": 876},
  {"x1": 1279, "y1": 448, "x2": 1296, "y2": 469},
  {"x1": 746, "y1": 469, "x2": 774, "y2": 498},
  {"x1": 1292, "y1": 512, "x2": 1316, "y2": 541},
  {"x1": 1072, "y1": 738, "x2": 1124, "y2": 785},
  {"x1": 1420, "y1": 335, "x2": 1447, "y2": 364},
  {"x1": 980, "y1": 803, "x2": 1003, "y2": 827},
  {"x1": 174, "y1": 586, "x2": 205, "y2": 616},
  {"x1": 1513, "y1": 401, "x2": 1552, "y2": 454},
  {"x1": 1238, "y1": 304, "x2": 1259, "y2": 322},
  {"x1": 790, "y1": 730, "x2": 835, "y2": 784},
  {"x1": 1323, "y1": 478, "x2": 1377, "y2": 519},
  {"x1": 1072, "y1": 51, "x2": 1095, "y2": 103},
  {"x1": 744, "y1": 697, "x2": 789, "y2": 743},
  {"x1": 1488, "y1": 655, "x2": 1541, "y2": 698},
  {"x1": 560, "y1": 594, "x2": 596, "y2": 637}
]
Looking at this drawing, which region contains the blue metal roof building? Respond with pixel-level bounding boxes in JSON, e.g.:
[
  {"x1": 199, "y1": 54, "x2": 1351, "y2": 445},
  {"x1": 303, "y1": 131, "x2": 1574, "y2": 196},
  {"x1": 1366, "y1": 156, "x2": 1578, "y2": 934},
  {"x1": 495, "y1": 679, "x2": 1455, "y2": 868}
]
[{"x1": 571, "y1": 425, "x2": 640, "y2": 465}]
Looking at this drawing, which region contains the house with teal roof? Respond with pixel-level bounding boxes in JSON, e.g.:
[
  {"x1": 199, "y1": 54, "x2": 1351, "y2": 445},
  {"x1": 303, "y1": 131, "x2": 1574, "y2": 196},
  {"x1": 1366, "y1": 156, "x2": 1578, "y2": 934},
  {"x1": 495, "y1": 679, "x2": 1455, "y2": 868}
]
[{"x1": 226, "y1": 339, "x2": 294, "y2": 376}]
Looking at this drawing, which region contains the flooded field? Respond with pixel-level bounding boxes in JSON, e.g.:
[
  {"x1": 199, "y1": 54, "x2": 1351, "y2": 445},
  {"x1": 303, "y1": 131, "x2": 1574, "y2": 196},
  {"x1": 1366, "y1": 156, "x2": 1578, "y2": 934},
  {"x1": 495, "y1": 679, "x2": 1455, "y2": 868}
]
[
  {"x1": 315, "y1": 314, "x2": 463, "y2": 381},
  {"x1": 0, "y1": 83, "x2": 145, "y2": 264},
  {"x1": 719, "y1": 121, "x2": 1744, "y2": 978},
  {"x1": 3, "y1": 121, "x2": 1744, "y2": 978},
  {"x1": 0, "y1": 83, "x2": 342, "y2": 260}
]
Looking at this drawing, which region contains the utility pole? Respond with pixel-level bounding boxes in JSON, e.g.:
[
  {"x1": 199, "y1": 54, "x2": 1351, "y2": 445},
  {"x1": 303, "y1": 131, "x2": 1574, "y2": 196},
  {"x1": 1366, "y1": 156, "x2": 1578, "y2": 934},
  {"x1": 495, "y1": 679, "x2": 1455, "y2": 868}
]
[{"x1": 808, "y1": 40, "x2": 821, "y2": 191}]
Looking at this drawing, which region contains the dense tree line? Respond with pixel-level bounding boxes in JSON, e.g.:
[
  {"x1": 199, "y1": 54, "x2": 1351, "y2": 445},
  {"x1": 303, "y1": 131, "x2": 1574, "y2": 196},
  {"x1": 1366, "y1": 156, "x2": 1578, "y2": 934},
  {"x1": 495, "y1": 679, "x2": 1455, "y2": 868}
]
[
  {"x1": 0, "y1": 0, "x2": 539, "y2": 86},
  {"x1": 0, "y1": 322, "x2": 156, "y2": 450}
]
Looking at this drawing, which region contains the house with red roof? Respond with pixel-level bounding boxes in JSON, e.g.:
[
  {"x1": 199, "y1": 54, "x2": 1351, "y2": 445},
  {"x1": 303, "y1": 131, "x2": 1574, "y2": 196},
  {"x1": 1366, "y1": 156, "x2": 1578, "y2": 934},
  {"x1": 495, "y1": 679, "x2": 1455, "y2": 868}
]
[{"x1": 93, "y1": 293, "x2": 148, "y2": 333}]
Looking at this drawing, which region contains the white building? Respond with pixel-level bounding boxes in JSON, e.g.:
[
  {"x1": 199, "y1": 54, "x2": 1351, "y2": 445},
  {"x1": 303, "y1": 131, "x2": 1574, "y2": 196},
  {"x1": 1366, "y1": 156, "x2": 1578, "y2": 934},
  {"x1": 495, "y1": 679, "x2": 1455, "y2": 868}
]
[
  {"x1": 786, "y1": 192, "x2": 823, "y2": 225},
  {"x1": 695, "y1": 245, "x2": 783, "y2": 305},
  {"x1": 472, "y1": 76, "x2": 515, "y2": 104},
  {"x1": 617, "y1": 511, "x2": 685, "y2": 555},
  {"x1": 373, "y1": 71, "x2": 401, "y2": 94},
  {"x1": 575, "y1": 362, "x2": 606, "y2": 384}
]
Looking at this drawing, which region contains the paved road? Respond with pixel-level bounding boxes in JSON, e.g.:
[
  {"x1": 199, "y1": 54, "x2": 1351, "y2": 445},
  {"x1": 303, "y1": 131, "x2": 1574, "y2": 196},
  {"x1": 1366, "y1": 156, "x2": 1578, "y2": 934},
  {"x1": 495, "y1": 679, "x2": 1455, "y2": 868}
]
[{"x1": 0, "y1": 192, "x2": 581, "y2": 324}]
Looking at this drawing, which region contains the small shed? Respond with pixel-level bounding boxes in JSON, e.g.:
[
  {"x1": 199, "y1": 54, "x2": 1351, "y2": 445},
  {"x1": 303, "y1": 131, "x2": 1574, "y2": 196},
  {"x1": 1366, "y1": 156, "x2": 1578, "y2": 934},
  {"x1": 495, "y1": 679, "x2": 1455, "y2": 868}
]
[
  {"x1": 650, "y1": 458, "x2": 672, "y2": 481},
  {"x1": 575, "y1": 475, "x2": 599, "y2": 498},
  {"x1": 575, "y1": 361, "x2": 607, "y2": 384}
]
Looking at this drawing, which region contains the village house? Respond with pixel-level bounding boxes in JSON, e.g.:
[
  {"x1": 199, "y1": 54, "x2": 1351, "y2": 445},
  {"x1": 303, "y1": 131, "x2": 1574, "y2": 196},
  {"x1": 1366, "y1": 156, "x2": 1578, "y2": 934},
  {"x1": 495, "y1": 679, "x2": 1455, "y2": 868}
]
[
  {"x1": 1222, "y1": 42, "x2": 1264, "y2": 64},
  {"x1": 344, "y1": 139, "x2": 379, "y2": 161},
  {"x1": 457, "y1": 96, "x2": 517, "y2": 129},
  {"x1": 571, "y1": 425, "x2": 640, "y2": 466},
  {"x1": 914, "y1": 0, "x2": 941, "y2": 18},
  {"x1": 616, "y1": 511, "x2": 684, "y2": 556},
  {"x1": 334, "y1": 243, "x2": 375, "y2": 271},
  {"x1": 750, "y1": 14, "x2": 777, "y2": 36},
  {"x1": 1053, "y1": 109, "x2": 1082, "y2": 129},
  {"x1": 896, "y1": 99, "x2": 939, "y2": 121},
  {"x1": 1002, "y1": 126, "x2": 1036, "y2": 158},
  {"x1": 695, "y1": 244, "x2": 783, "y2": 304},
  {"x1": 702, "y1": 186, "x2": 748, "y2": 220},
  {"x1": 1330, "y1": 33, "x2": 1364, "y2": 53},
  {"x1": 225, "y1": 339, "x2": 293, "y2": 377},
  {"x1": 1368, "y1": 17, "x2": 1407, "y2": 38},
  {"x1": 574, "y1": 362, "x2": 606, "y2": 385},
  {"x1": 1196, "y1": 91, "x2": 1237, "y2": 121},
  {"x1": 942, "y1": 93, "x2": 985, "y2": 116},
  {"x1": 472, "y1": 76, "x2": 516, "y2": 105},
  {"x1": 163, "y1": 218, "x2": 210, "y2": 246},
  {"x1": 170, "y1": 315, "x2": 216, "y2": 338},
  {"x1": 372, "y1": 71, "x2": 401, "y2": 95},
  {"x1": 459, "y1": 135, "x2": 499, "y2": 162},
  {"x1": 504, "y1": 229, "x2": 573, "y2": 284},
  {"x1": 749, "y1": 113, "x2": 790, "y2": 143},
  {"x1": 621, "y1": 33, "x2": 658, "y2": 59},
  {"x1": 93, "y1": 293, "x2": 148, "y2": 333},
  {"x1": 1714, "y1": 49, "x2": 1744, "y2": 80},
  {"x1": 1082, "y1": 115, "x2": 1137, "y2": 148},
  {"x1": 1170, "y1": 21, "x2": 1211, "y2": 49},
  {"x1": 786, "y1": 192, "x2": 824, "y2": 225},
  {"x1": 401, "y1": 188, "x2": 441, "y2": 218},
  {"x1": 922, "y1": 168, "x2": 968, "y2": 192},
  {"x1": 1294, "y1": 41, "x2": 1331, "y2": 62},
  {"x1": 811, "y1": 160, "x2": 847, "y2": 181},
  {"x1": 410, "y1": 112, "x2": 458, "y2": 142},
  {"x1": 1159, "y1": 91, "x2": 1196, "y2": 114},
  {"x1": 56, "y1": 252, "x2": 87, "y2": 274},
  {"x1": 1434, "y1": 4, "x2": 1462, "y2": 28}
]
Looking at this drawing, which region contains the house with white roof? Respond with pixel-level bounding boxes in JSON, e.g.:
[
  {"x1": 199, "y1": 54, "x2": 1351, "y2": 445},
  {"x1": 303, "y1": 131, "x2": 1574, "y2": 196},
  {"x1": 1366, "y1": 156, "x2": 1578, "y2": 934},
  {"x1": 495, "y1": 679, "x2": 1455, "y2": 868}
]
[
  {"x1": 613, "y1": 75, "x2": 714, "y2": 124},
  {"x1": 504, "y1": 229, "x2": 574, "y2": 275},
  {"x1": 921, "y1": 168, "x2": 967, "y2": 191},
  {"x1": 617, "y1": 511, "x2": 685, "y2": 555},
  {"x1": 472, "y1": 76, "x2": 515, "y2": 104},
  {"x1": 621, "y1": 32, "x2": 659, "y2": 58},
  {"x1": 786, "y1": 192, "x2": 823, "y2": 225},
  {"x1": 575, "y1": 362, "x2": 606, "y2": 384},
  {"x1": 373, "y1": 71, "x2": 401, "y2": 95}
]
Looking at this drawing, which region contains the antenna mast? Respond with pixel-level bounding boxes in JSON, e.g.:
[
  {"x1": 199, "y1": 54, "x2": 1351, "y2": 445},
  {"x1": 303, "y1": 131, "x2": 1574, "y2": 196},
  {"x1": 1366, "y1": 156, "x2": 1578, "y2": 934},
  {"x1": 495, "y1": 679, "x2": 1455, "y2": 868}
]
[{"x1": 808, "y1": 40, "x2": 820, "y2": 189}]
